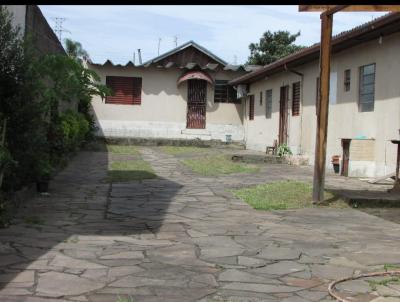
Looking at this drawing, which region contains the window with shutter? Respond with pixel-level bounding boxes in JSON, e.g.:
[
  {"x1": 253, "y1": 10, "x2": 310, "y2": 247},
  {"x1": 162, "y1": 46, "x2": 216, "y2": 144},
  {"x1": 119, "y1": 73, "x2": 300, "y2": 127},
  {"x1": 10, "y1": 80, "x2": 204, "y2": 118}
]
[
  {"x1": 105, "y1": 76, "x2": 142, "y2": 105},
  {"x1": 265, "y1": 89, "x2": 272, "y2": 119},
  {"x1": 292, "y1": 81, "x2": 300, "y2": 116},
  {"x1": 249, "y1": 95, "x2": 255, "y2": 120},
  {"x1": 344, "y1": 69, "x2": 351, "y2": 92},
  {"x1": 359, "y1": 63, "x2": 375, "y2": 112}
]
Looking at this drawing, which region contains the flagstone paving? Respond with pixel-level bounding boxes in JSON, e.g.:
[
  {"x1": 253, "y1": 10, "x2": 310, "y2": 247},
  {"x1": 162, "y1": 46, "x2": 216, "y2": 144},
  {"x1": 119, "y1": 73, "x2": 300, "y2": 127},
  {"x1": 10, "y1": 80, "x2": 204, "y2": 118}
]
[{"x1": 0, "y1": 146, "x2": 399, "y2": 302}]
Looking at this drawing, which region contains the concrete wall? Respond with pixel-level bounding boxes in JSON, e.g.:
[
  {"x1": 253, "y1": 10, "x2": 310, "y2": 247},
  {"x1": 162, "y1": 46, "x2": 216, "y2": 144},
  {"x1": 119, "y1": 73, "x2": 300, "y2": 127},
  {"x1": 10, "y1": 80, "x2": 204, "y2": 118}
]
[
  {"x1": 89, "y1": 64, "x2": 246, "y2": 142},
  {"x1": 245, "y1": 32, "x2": 400, "y2": 177},
  {"x1": 3, "y1": 5, "x2": 26, "y2": 34}
]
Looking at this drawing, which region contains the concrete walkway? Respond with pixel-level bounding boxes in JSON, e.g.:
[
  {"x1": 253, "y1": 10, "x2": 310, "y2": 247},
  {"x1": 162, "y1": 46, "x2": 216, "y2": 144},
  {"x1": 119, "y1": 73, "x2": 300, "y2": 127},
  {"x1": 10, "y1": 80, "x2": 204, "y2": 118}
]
[{"x1": 0, "y1": 147, "x2": 400, "y2": 302}]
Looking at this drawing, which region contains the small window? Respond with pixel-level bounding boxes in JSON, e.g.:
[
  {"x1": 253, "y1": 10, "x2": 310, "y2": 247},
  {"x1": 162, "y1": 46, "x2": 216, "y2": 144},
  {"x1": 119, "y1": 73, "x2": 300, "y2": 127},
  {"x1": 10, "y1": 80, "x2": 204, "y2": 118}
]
[
  {"x1": 214, "y1": 80, "x2": 240, "y2": 103},
  {"x1": 292, "y1": 81, "x2": 300, "y2": 116},
  {"x1": 259, "y1": 91, "x2": 263, "y2": 106},
  {"x1": 316, "y1": 77, "x2": 320, "y2": 115},
  {"x1": 249, "y1": 95, "x2": 255, "y2": 120},
  {"x1": 359, "y1": 63, "x2": 375, "y2": 112},
  {"x1": 106, "y1": 76, "x2": 142, "y2": 105},
  {"x1": 344, "y1": 69, "x2": 351, "y2": 91},
  {"x1": 265, "y1": 89, "x2": 272, "y2": 119}
]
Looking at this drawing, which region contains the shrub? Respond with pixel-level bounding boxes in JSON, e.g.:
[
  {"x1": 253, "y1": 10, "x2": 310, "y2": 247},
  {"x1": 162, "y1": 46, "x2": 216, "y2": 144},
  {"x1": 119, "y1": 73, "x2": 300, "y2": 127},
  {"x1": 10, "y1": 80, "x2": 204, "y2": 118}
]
[{"x1": 277, "y1": 144, "x2": 293, "y2": 157}]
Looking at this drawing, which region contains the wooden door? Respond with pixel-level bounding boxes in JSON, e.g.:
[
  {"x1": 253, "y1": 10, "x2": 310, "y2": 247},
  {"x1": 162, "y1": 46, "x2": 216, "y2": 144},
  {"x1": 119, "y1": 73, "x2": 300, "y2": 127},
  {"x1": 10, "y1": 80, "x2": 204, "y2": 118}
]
[
  {"x1": 187, "y1": 79, "x2": 207, "y2": 129},
  {"x1": 341, "y1": 139, "x2": 351, "y2": 176},
  {"x1": 279, "y1": 86, "x2": 289, "y2": 145}
]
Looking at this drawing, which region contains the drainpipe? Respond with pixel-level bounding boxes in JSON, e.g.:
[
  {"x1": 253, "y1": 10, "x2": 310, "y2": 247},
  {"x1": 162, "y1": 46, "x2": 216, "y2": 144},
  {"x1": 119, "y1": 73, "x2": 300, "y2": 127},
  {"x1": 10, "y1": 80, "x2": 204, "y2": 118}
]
[{"x1": 285, "y1": 64, "x2": 304, "y2": 155}]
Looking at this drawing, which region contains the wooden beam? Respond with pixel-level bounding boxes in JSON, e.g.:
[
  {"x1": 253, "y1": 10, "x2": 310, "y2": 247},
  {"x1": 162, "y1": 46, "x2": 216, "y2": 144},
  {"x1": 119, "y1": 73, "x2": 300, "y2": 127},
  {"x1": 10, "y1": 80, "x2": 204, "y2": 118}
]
[
  {"x1": 299, "y1": 5, "x2": 400, "y2": 12},
  {"x1": 313, "y1": 13, "x2": 333, "y2": 203}
]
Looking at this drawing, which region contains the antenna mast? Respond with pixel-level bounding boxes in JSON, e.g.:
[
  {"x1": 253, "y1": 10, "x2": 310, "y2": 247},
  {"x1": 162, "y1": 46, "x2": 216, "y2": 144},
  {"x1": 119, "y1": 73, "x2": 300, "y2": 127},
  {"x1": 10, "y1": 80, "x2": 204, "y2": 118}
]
[{"x1": 52, "y1": 17, "x2": 70, "y2": 42}]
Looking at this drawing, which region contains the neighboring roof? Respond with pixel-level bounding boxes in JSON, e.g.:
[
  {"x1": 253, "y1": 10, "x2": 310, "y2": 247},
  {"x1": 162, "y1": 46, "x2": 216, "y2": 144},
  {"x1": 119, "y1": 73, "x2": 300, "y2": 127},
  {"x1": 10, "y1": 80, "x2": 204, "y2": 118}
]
[
  {"x1": 88, "y1": 40, "x2": 263, "y2": 72},
  {"x1": 230, "y1": 12, "x2": 400, "y2": 85},
  {"x1": 142, "y1": 40, "x2": 227, "y2": 66}
]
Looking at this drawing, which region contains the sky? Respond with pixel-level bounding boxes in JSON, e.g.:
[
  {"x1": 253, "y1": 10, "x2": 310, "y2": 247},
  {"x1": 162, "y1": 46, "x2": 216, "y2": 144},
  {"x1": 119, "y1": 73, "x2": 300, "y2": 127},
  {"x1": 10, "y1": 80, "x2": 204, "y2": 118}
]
[{"x1": 39, "y1": 5, "x2": 387, "y2": 65}]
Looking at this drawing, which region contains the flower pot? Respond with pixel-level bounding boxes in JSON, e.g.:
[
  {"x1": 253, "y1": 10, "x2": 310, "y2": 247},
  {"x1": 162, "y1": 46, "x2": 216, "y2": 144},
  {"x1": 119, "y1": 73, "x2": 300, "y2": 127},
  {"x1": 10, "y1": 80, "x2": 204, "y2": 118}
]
[{"x1": 36, "y1": 181, "x2": 49, "y2": 193}]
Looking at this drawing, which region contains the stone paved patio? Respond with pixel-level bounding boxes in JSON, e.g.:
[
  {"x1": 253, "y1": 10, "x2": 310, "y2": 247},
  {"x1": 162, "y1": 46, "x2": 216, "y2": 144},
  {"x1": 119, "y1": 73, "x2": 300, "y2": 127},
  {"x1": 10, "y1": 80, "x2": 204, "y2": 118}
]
[{"x1": 0, "y1": 146, "x2": 400, "y2": 302}]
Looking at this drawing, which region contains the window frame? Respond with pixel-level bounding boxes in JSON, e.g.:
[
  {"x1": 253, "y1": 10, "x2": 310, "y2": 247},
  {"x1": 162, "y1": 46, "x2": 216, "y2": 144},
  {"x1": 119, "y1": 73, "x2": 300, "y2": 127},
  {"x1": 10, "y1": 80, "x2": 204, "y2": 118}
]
[
  {"x1": 358, "y1": 63, "x2": 376, "y2": 112},
  {"x1": 214, "y1": 80, "x2": 240, "y2": 104},
  {"x1": 249, "y1": 95, "x2": 255, "y2": 120}
]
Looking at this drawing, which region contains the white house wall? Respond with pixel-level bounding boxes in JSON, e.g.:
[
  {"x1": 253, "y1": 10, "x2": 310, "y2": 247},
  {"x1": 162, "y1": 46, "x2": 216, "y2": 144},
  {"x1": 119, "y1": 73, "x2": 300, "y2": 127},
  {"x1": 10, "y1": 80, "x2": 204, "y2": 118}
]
[
  {"x1": 89, "y1": 65, "x2": 246, "y2": 142},
  {"x1": 245, "y1": 32, "x2": 400, "y2": 177}
]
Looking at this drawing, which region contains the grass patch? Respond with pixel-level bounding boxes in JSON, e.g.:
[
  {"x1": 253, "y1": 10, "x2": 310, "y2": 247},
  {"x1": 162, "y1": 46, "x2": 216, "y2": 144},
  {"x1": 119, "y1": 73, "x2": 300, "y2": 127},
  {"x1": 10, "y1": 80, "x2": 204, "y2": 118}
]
[
  {"x1": 108, "y1": 160, "x2": 156, "y2": 182},
  {"x1": 107, "y1": 145, "x2": 140, "y2": 155},
  {"x1": 182, "y1": 155, "x2": 259, "y2": 176},
  {"x1": 160, "y1": 146, "x2": 210, "y2": 156},
  {"x1": 232, "y1": 181, "x2": 349, "y2": 210},
  {"x1": 367, "y1": 277, "x2": 400, "y2": 291}
]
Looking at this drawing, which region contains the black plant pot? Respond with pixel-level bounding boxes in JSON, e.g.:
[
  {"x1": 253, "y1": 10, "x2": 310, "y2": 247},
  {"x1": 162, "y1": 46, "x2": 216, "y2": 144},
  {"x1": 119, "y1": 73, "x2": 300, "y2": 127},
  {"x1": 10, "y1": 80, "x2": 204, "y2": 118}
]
[
  {"x1": 36, "y1": 181, "x2": 49, "y2": 193},
  {"x1": 332, "y1": 164, "x2": 340, "y2": 174}
]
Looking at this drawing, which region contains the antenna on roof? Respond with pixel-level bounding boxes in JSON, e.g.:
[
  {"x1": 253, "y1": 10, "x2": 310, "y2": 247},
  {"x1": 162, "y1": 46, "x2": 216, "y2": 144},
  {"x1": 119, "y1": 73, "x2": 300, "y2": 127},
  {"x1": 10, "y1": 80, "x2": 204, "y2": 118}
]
[
  {"x1": 52, "y1": 17, "x2": 70, "y2": 42},
  {"x1": 173, "y1": 36, "x2": 178, "y2": 47},
  {"x1": 137, "y1": 49, "x2": 142, "y2": 65},
  {"x1": 158, "y1": 38, "x2": 162, "y2": 56},
  {"x1": 133, "y1": 52, "x2": 135, "y2": 65}
]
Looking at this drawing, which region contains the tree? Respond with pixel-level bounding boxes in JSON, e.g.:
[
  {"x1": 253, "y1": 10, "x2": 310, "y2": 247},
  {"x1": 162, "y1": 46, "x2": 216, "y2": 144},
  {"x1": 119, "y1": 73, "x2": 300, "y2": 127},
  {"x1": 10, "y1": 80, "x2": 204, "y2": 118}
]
[
  {"x1": 247, "y1": 30, "x2": 306, "y2": 66},
  {"x1": 64, "y1": 38, "x2": 89, "y2": 63}
]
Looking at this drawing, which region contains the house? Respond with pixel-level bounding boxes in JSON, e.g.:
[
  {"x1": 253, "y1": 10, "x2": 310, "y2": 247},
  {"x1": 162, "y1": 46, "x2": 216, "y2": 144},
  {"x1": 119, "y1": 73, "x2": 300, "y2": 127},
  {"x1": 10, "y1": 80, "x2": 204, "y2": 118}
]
[
  {"x1": 229, "y1": 13, "x2": 400, "y2": 178},
  {"x1": 87, "y1": 41, "x2": 260, "y2": 142}
]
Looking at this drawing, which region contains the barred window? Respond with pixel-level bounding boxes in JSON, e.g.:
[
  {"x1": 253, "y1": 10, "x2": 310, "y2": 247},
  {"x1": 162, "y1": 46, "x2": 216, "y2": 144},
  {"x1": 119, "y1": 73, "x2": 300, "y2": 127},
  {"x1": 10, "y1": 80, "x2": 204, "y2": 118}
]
[
  {"x1": 249, "y1": 95, "x2": 255, "y2": 120},
  {"x1": 344, "y1": 69, "x2": 351, "y2": 92},
  {"x1": 214, "y1": 80, "x2": 240, "y2": 103}
]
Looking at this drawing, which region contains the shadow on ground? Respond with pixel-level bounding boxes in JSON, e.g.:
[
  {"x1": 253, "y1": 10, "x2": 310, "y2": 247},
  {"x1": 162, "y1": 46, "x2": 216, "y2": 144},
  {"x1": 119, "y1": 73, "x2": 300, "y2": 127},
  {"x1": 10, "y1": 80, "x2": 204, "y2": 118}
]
[{"x1": 0, "y1": 142, "x2": 182, "y2": 295}]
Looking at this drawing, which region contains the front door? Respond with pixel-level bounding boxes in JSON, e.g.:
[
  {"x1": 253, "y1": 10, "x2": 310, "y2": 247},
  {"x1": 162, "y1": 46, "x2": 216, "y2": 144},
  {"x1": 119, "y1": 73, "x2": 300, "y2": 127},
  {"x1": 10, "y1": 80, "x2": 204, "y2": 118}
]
[
  {"x1": 187, "y1": 79, "x2": 207, "y2": 129},
  {"x1": 279, "y1": 85, "x2": 289, "y2": 145}
]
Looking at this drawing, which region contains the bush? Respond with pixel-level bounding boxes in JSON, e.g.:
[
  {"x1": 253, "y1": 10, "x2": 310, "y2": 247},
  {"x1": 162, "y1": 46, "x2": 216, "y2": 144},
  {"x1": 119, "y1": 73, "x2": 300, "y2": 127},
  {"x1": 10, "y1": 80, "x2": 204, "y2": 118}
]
[
  {"x1": 50, "y1": 110, "x2": 89, "y2": 155},
  {"x1": 277, "y1": 144, "x2": 293, "y2": 157}
]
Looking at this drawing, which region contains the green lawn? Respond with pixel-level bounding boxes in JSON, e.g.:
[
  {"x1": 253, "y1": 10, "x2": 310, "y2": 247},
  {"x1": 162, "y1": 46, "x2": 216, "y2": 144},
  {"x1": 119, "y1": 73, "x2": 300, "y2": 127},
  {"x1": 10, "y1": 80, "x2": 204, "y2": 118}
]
[
  {"x1": 182, "y1": 155, "x2": 259, "y2": 176},
  {"x1": 233, "y1": 181, "x2": 348, "y2": 210},
  {"x1": 107, "y1": 145, "x2": 140, "y2": 155},
  {"x1": 107, "y1": 160, "x2": 156, "y2": 182},
  {"x1": 160, "y1": 146, "x2": 210, "y2": 156}
]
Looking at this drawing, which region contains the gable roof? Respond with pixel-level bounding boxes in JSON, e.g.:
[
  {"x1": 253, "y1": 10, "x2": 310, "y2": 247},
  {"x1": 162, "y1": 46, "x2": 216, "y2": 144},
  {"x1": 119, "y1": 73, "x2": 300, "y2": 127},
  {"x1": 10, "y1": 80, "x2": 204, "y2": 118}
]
[
  {"x1": 142, "y1": 40, "x2": 228, "y2": 66},
  {"x1": 230, "y1": 12, "x2": 400, "y2": 85}
]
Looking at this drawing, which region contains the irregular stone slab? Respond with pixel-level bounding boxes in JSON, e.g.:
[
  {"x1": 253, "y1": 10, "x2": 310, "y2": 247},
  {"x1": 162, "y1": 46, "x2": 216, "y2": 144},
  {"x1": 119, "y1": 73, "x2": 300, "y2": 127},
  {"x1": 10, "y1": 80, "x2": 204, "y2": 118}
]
[
  {"x1": 256, "y1": 246, "x2": 301, "y2": 261},
  {"x1": 50, "y1": 254, "x2": 106, "y2": 269},
  {"x1": 147, "y1": 243, "x2": 212, "y2": 266},
  {"x1": 108, "y1": 266, "x2": 146, "y2": 279},
  {"x1": 36, "y1": 271, "x2": 105, "y2": 297},
  {"x1": 336, "y1": 279, "x2": 371, "y2": 294},
  {"x1": 376, "y1": 285, "x2": 400, "y2": 297},
  {"x1": 237, "y1": 256, "x2": 267, "y2": 268},
  {"x1": 109, "y1": 275, "x2": 186, "y2": 288},
  {"x1": 219, "y1": 269, "x2": 278, "y2": 284},
  {"x1": 251, "y1": 261, "x2": 307, "y2": 276},
  {"x1": 310, "y1": 264, "x2": 354, "y2": 280},
  {"x1": 191, "y1": 274, "x2": 218, "y2": 287},
  {"x1": 194, "y1": 236, "x2": 245, "y2": 258},
  {"x1": 99, "y1": 251, "x2": 144, "y2": 260},
  {"x1": 0, "y1": 271, "x2": 34, "y2": 283},
  {"x1": 222, "y1": 282, "x2": 301, "y2": 293}
]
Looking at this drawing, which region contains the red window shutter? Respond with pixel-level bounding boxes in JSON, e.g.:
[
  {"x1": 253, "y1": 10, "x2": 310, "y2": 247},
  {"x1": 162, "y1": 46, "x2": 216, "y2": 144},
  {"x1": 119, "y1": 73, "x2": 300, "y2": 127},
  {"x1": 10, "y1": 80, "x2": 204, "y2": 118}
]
[
  {"x1": 249, "y1": 95, "x2": 255, "y2": 120},
  {"x1": 292, "y1": 81, "x2": 300, "y2": 116},
  {"x1": 106, "y1": 76, "x2": 142, "y2": 105}
]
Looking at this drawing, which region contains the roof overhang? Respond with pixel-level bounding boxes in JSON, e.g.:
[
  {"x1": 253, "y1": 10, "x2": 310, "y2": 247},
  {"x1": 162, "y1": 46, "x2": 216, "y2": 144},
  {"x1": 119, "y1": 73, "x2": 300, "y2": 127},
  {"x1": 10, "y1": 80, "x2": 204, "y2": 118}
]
[
  {"x1": 177, "y1": 71, "x2": 213, "y2": 86},
  {"x1": 229, "y1": 12, "x2": 400, "y2": 86}
]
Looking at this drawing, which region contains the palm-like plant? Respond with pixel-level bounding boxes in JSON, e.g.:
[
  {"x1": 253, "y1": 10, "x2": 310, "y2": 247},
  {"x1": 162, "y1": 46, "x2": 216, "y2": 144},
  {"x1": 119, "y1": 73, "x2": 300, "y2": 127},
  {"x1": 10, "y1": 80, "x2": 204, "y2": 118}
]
[{"x1": 64, "y1": 38, "x2": 89, "y2": 64}]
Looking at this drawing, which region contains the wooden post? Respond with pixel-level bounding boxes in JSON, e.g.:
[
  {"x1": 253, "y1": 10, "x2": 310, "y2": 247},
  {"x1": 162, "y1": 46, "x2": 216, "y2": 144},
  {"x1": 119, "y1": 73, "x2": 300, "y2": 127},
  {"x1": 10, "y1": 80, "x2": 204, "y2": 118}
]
[{"x1": 313, "y1": 12, "x2": 333, "y2": 203}]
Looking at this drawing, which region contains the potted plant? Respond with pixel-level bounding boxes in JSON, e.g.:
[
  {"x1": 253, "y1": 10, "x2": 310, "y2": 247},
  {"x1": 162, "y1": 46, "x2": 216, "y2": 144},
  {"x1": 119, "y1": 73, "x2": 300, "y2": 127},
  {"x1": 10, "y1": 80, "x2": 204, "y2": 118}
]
[{"x1": 35, "y1": 158, "x2": 53, "y2": 193}]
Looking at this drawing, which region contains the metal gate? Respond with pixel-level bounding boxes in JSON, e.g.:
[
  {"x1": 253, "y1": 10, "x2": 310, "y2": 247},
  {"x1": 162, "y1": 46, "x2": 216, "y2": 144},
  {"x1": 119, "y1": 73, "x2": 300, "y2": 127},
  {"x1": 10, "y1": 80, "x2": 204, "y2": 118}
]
[{"x1": 187, "y1": 79, "x2": 207, "y2": 129}]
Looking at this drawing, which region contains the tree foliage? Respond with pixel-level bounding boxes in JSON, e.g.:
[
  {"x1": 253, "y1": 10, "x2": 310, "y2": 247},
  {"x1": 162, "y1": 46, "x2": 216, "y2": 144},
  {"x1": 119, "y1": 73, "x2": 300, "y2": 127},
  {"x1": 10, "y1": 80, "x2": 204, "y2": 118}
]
[
  {"x1": 247, "y1": 30, "x2": 306, "y2": 66},
  {"x1": 64, "y1": 38, "x2": 89, "y2": 63},
  {"x1": 0, "y1": 6, "x2": 110, "y2": 194}
]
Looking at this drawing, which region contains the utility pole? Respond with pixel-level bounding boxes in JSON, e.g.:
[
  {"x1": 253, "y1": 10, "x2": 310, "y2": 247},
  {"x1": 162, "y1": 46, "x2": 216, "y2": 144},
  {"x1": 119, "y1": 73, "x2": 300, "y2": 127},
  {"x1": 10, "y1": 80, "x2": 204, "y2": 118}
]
[
  {"x1": 158, "y1": 38, "x2": 162, "y2": 56},
  {"x1": 52, "y1": 17, "x2": 70, "y2": 42},
  {"x1": 133, "y1": 52, "x2": 135, "y2": 65}
]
